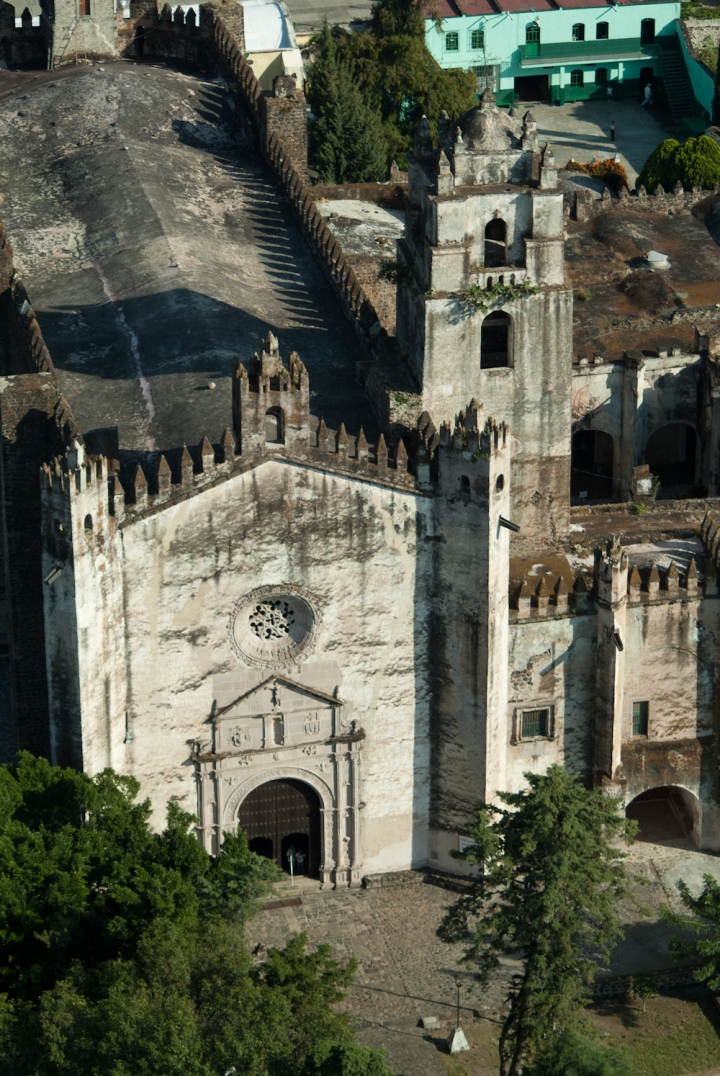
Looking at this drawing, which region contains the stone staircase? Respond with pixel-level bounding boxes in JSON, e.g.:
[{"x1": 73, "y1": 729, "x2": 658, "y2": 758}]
[{"x1": 659, "y1": 45, "x2": 700, "y2": 122}]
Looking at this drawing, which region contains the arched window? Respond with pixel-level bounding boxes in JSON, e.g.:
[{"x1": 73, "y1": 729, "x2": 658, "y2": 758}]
[
  {"x1": 470, "y1": 28, "x2": 484, "y2": 50},
  {"x1": 265, "y1": 407, "x2": 285, "y2": 444},
  {"x1": 570, "y1": 69, "x2": 584, "y2": 87},
  {"x1": 596, "y1": 21, "x2": 608, "y2": 39},
  {"x1": 458, "y1": 475, "x2": 471, "y2": 496},
  {"x1": 481, "y1": 311, "x2": 512, "y2": 369},
  {"x1": 84, "y1": 513, "x2": 93, "y2": 531},
  {"x1": 445, "y1": 31, "x2": 459, "y2": 52},
  {"x1": 572, "y1": 23, "x2": 585, "y2": 41},
  {"x1": 484, "y1": 218, "x2": 506, "y2": 268},
  {"x1": 640, "y1": 18, "x2": 655, "y2": 44},
  {"x1": 596, "y1": 67, "x2": 608, "y2": 85},
  {"x1": 526, "y1": 22, "x2": 540, "y2": 45}
]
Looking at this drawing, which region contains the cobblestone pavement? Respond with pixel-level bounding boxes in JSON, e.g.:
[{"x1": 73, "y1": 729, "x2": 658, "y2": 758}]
[{"x1": 247, "y1": 841, "x2": 720, "y2": 1074}]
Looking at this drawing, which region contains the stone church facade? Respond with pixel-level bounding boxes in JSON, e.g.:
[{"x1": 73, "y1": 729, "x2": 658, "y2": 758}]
[{"x1": 2, "y1": 81, "x2": 720, "y2": 883}]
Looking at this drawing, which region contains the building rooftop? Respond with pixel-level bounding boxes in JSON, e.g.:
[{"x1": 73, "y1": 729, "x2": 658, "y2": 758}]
[{"x1": 0, "y1": 63, "x2": 376, "y2": 461}]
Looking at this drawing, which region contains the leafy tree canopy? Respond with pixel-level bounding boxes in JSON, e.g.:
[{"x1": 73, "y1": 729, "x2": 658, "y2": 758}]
[
  {"x1": 528, "y1": 1030, "x2": 636, "y2": 1076},
  {"x1": 308, "y1": 0, "x2": 477, "y2": 173},
  {"x1": 0, "y1": 755, "x2": 390, "y2": 1076},
  {"x1": 438, "y1": 765, "x2": 636, "y2": 1076},
  {"x1": 637, "y1": 134, "x2": 720, "y2": 191},
  {"x1": 660, "y1": 871, "x2": 720, "y2": 989}
]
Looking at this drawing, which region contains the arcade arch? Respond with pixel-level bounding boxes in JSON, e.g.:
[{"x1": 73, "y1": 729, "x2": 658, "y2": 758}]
[
  {"x1": 571, "y1": 428, "x2": 615, "y2": 503},
  {"x1": 626, "y1": 785, "x2": 701, "y2": 848},
  {"x1": 645, "y1": 422, "x2": 699, "y2": 496}
]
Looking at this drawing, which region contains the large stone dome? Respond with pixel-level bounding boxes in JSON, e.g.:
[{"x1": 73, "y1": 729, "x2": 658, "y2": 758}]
[{"x1": 458, "y1": 90, "x2": 523, "y2": 153}]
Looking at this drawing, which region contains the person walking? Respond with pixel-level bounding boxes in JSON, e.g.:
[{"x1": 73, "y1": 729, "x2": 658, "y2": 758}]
[
  {"x1": 610, "y1": 120, "x2": 616, "y2": 142},
  {"x1": 641, "y1": 83, "x2": 652, "y2": 108}
]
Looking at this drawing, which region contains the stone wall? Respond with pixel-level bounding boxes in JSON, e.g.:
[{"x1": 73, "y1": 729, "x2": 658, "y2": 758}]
[
  {"x1": 0, "y1": 4, "x2": 46, "y2": 68},
  {"x1": 48, "y1": 0, "x2": 120, "y2": 66}
]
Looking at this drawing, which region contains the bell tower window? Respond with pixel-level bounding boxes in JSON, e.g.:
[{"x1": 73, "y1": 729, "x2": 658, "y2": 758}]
[
  {"x1": 484, "y1": 218, "x2": 506, "y2": 268},
  {"x1": 481, "y1": 311, "x2": 512, "y2": 369}
]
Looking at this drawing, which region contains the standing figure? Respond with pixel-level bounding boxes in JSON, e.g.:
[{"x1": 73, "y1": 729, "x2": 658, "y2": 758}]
[
  {"x1": 295, "y1": 850, "x2": 306, "y2": 875},
  {"x1": 606, "y1": 84, "x2": 614, "y2": 103},
  {"x1": 610, "y1": 120, "x2": 616, "y2": 142},
  {"x1": 641, "y1": 83, "x2": 652, "y2": 108}
]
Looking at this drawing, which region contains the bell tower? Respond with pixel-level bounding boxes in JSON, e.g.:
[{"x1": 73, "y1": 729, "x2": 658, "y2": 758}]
[{"x1": 395, "y1": 92, "x2": 573, "y2": 551}]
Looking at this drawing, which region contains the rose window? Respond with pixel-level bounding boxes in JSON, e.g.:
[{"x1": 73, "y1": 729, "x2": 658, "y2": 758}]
[
  {"x1": 230, "y1": 586, "x2": 318, "y2": 666},
  {"x1": 249, "y1": 600, "x2": 296, "y2": 640}
]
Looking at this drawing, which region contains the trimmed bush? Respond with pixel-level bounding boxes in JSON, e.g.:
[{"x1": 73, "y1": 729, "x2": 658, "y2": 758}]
[
  {"x1": 530, "y1": 1030, "x2": 636, "y2": 1076},
  {"x1": 637, "y1": 135, "x2": 720, "y2": 191}
]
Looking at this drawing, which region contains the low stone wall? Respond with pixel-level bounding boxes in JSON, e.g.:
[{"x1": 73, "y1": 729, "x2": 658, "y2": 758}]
[
  {"x1": 0, "y1": 222, "x2": 54, "y2": 378},
  {"x1": 592, "y1": 962, "x2": 703, "y2": 999},
  {"x1": 570, "y1": 181, "x2": 718, "y2": 222}
]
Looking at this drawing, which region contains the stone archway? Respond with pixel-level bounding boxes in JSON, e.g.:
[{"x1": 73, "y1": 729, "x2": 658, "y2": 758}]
[
  {"x1": 238, "y1": 778, "x2": 322, "y2": 878},
  {"x1": 626, "y1": 785, "x2": 701, "y2": 848}
]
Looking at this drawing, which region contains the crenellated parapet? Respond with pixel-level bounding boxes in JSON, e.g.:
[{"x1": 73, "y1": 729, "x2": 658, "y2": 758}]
[{"x1": 0, "y1": 217, "x2": 55, "y2": 378}]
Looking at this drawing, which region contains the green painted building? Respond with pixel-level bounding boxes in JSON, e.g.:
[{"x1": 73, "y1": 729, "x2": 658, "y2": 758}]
[{"x1": 425, "y1": 0, "x2": 682, "y2": 106}]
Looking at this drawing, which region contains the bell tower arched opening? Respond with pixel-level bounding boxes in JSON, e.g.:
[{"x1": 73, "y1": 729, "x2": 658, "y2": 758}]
[
  {"x1": 484, "y1": 218, "x2": 507, "y2": 268},
  {"x1": 481, "y1": 311, "x2": 512, "y2": 369}
]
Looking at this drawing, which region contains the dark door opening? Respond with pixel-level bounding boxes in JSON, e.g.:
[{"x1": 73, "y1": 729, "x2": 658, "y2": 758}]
[
  {"x1": 640, "y1": 19, "x2": 655, "y2": 45},
  {"x1": 514, "y1": 75, "x2": 550, "y2": 102},
  {"x1": 645, "y1": 422, "x2": 698, "y2": 497},
  {"x1": 639, "y1": 66, "x2": 654, "y2": 90},
  {"x1": 571, "y1": 429, "x2": 614, "y2": 502},
  {"x1": 238, "y1": 779, "x2": 321, "y2": 878},
  {"x1": 134, "y1": 25, "x2": 145, "y2": 57}
]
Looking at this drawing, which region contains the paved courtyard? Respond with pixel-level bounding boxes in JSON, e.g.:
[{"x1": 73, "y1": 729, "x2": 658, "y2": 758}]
[
  {"x1": 247, "y1": 839, "x2": 720, "y2": 1076},
  {"x1": 532, "y1": 98, "x2": 676, "y2": 187}
]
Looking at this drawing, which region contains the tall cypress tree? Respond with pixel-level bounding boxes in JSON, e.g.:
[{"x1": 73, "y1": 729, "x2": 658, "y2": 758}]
[
  {"x1": 438, "y1": 766, "x2": 636, "y2": 1076},
  {"x1": 307, "y1": 22, "x2": 388, "y2": 183}
]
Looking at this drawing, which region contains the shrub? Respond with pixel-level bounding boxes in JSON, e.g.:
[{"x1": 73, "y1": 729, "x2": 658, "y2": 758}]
[
  {"x1": 565, "y1": 158, "x2": 629, "y2": 193},
  {"x1": 637, "y1": 135, "x2": 720, "y2": 191},
  {"x1": 530, "y1": 1030, "x2": 637, "y2": 1076}
]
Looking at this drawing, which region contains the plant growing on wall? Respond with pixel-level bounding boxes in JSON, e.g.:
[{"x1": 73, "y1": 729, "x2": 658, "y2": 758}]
[
  {"x1": 438, "y1": 765, "x2": 636, "y2": 1076},
  {"x1": 459, "y1": 279, "x2": 540, "y2": 315}
]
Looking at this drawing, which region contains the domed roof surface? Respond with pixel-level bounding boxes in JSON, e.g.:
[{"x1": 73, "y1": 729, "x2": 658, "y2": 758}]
[{"x1": 458, "y1": 90, "x2": 522, "y2": 153}]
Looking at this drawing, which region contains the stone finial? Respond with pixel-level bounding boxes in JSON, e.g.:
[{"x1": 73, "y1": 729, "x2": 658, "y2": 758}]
[
  {"x1": 376, "y1": 433, "x2": 388, "y2": 470},
  {"x1": 180, "y1": 445, "x2": 194, "y2": 484},
  {"x1": 414, "y1": 115, "x2": 434, "y2": 161},
  {"x1": 438, "y1": 150, "x2": 451, "y2": 174},
  {"x1": 523, "y1": 110, "x2": 536, "y2": 129},
  {"x1": 454, "y1": 126, "x2": 465, "y2": 155},
  {"x1": 554, "y1": 576, "x2": 569, "y2": 610},
  {"x1": 543, "y1": 143, "x2": 555, "y2": 164},
  {"x1": 628, "y1": 565, "x2": 641, "y2": 599},
  {"x1": 336, "y1": 423, "x2": 349, "y2": 461},
  {"x1": 356, "y1": 427, "x2": 368, "y2": 463},
  {"x1": 665, "y1": 561, "x2": 679, "y2": 592},
  {"x1": 654, "y1": 184, "x2": 665, "y2": 196},
  {"x1": 220, "y1": 427, "x2": 235, "y2": 463},
  {"x1": 535, "y1": 577, "x2": 549, "y2": 611},
  {"x1": 619, "y1": 185, "x2": 629, "y2": 201},
  {"x1": 637, "y1": 184, "x2": 647, "y2": 198},
  {"x1": 573, "y1": 573, "x2": 590, "y2": 605},
  {"x1": 200, "y1": 436, "x2": 215, "y2": 471},
  {"x1": 685, "y1": 557, "x2": 699, "y2": 592},
  {"x1": 646, "y1": 562, "x2": 660, "y2": 596},
  {"x1": 316, "y1": 419, "x2": 329, "y2": 453},
  {"x1": 516, "y1": 579, "x2": 531, "y2": 617},
  {"x1": 263, "y1": 331, "x2": 279, "y2": 356},
  {"x1": 395, "y1": 439, "x2": 408, "y2": 473},
  {"x1": 156, "y1": 454, "x2": 171, "y2": 493},
  {"x1": 133, "y1": 464, "x2": 148, "y2": 505},
  {"x1": 480, "y1": 87, "x2": 496, "y2": 108},
  {"x1": 674, "y1": 180, "x2": 683, "y2": 195}
]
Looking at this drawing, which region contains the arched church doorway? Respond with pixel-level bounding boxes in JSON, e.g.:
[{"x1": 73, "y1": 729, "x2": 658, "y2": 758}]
[
  {"x1": 626, "y1": 786, "x2": 701, "y2": 847},
  {"x1": 571, "y1": 429, "x2": 615, "y2": 502},
  {"x1": 238, "y1": 778, "x2": 321, "y2": 877},
  {"x1": 645, "y1": 423, "x2": 698, "y2": 497}
]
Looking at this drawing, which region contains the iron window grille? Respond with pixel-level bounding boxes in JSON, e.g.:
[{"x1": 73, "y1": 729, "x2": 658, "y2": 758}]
[
  {"x1": 572, "y1": 23, "x2": 585, "y2": 41},
  {"x1": 570, "y1": 69, "x2": 584, "y2": 87},
  {"x1": 632, "y1": 701, "x2": 649, "y2": 737},
  {"x1": 446, "y1": 32, "x2": 460, "y2": 51},
  {"x1": 521, "y1": 707, "x2": 550, "y2": 739},
  {"x1": 470, "y1": 29, "x2": 485, "y2": 50}
]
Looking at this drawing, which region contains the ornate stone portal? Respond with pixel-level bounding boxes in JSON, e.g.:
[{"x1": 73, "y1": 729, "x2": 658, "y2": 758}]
[{"x1": 192, "y1": 674, "x2": 364, "y2": 888}]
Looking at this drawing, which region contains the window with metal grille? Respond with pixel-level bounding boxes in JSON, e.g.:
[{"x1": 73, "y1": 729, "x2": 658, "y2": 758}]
[
  {"x1": 470, "y1": 29, "x2": 484, "y2": 50},
  {"x1": 570, "y1": 69, "x2": 584, "y2": 87},
  {"x1": 521, "y1": 708, "x2": 550, "y2": 739},
  {"x1": 445, "y1": 31, "x2": 459, "y2": 51},
  {"x1": 572, "y1": 23, "x2": 585, "y2": 41},
  {"x1": 632, "y1": 701, "x2": 649, "y2": 736},
  {"x1": 526, "y1": 22, "x2": 540, "y2": 45},
  {"x1": 596, "y1": 21, "x2": 609, "y2": 39}
]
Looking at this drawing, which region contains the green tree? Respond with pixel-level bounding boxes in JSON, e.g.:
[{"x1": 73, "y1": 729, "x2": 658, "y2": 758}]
[
  {"x1": 637, "y1": 134, "x2": 720, "y2": 191},
  {"x1": 307, "y1": 21, "x2": 389, "y2": 183},
  {"x1": 660, "y1": 871, "x2": 720, "y2": 987},
  {"x1": 0, "y1": 755, "x2": 392, "y2": 1076},
  {"x1": 630, "y1": 972, "x2": 658, "y2": 1012},
  {"x1": 326, "y1": 0, "x2": 477, "y2": 169},
  {"x1": 438, "y1": 765, "x2": 636, "y2": 1076},
  {"x1": 528, "y1": 1030, "x2": 636, "y2": 1076}
]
